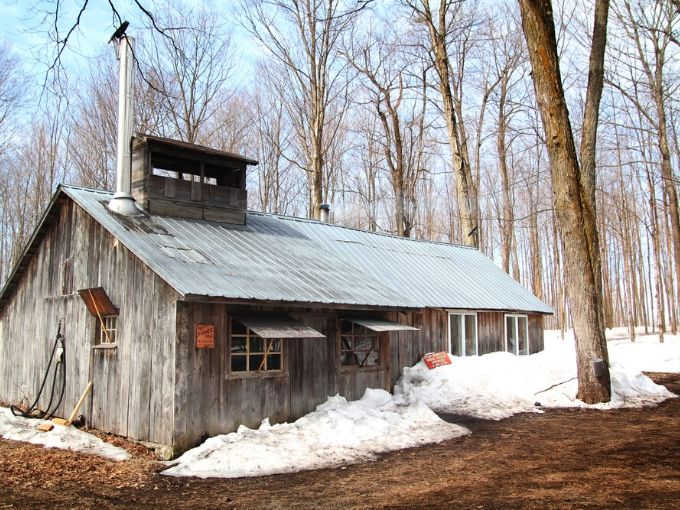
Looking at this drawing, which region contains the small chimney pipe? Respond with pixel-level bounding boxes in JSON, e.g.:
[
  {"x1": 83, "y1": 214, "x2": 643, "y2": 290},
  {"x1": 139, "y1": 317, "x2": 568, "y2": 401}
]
[
  {"x1": 319, "y1": 204, "x2": 330, "y2": 223},
  {"x1": 108, "y1": 33, "x2": 139, "y2": 216}
]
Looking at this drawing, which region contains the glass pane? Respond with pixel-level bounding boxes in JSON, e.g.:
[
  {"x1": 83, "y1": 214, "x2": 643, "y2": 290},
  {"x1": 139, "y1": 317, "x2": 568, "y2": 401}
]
[
  {"x1": 250, "y1": 354, "x2": 264, "y2": 370},
  {"x1": 518, "y1": 317, "x2": 528, "y2": 355},
  {"x1": 268, "y1": 339, "x2": 281, "y2": 353},
  {"x1": 231, "y1": 355, "x2": 247, "y2": 372},
  {"x1": 340, "y1": 320, "x2": 353, "y2": 334},
  {"x1": 231, "y1": 337, "x2": 246, "y2": 353},
  {"x1": 232, "y1": 320, "x2": 246, "y2": 335},
  {"x1": 506, "y1": 316, "x2": 517, "y2": 354},
  {"x1": 341, "y1": 352, "x2": 357, "y2": 366},
  {"x1": 363, "y1": 349, "x2": 379, "y2": 366},
  {"x1": 267, "y1": 354, "x2": 281, "y2": 370},
  {"x1": 355, "y1": 336, "x2": 375, "y2": 351},
  {"x1": 249, "y1": 336, "x2": 264, "y2": 353},
  {"x1": 450, "y1": 314, "x2": 462, "y2": 356},
  {"x1": 340, "y1": 336, "x2": 353, "y2": 352},
  {"x1": 465, "y1": 315, "x2": 477, "y2": 356}
]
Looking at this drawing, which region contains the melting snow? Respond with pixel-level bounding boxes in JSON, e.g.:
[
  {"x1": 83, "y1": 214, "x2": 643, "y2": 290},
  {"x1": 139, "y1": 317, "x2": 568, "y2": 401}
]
[
  {"x1": 166, "y1": 327, "x2": 678, "y2": 479},
  {"x1": 163, "y1": 388, "x2": 468, "y2": 478},
  {"x1": 0, "y1": 408, "x2": 130, "y2": 461}
]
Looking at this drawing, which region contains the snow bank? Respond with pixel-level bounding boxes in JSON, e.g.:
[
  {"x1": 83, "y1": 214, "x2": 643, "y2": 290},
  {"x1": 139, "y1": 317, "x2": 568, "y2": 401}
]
[
  {"x1": 395, "y1": 327, "x2": 678, "y2": 419},
  {"x1": 163, "y1": 388, "x2": 468, "y2": 479},
  {"x1": 0, "y1": 407, "x2": 130, "y2": 461},
  {"x1": 165, "y1": 326, "x2": 678, "y2": 479}
]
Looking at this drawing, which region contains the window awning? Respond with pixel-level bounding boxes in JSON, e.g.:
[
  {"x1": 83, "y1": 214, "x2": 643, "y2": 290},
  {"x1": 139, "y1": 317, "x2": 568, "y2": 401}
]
[
  {"x1": 233, "y1": 315, "x2": 325, "y2": 339},
  {"x1": 78, "y1": 287, "x2": 118, "y2": 317},
  {"x1": 347, "y1": 318, "x2": 420, "y2": 332}
]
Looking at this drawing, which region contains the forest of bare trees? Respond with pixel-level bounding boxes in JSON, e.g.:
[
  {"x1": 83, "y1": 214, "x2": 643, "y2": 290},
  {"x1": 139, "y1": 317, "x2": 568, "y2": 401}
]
[{"x1": 0, "y1": 0, "x2": 678, "y2": 350}]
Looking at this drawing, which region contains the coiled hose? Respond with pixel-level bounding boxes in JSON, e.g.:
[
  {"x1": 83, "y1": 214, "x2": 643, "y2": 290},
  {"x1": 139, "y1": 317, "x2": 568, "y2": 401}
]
[{"x1": 11, "y1": 323, "x2": 66, "y2": 420}]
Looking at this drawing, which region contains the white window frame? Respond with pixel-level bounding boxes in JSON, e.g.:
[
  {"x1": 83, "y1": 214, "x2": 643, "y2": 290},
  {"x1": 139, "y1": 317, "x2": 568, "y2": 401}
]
[
  {"x1": 447, "y1": 311, "x2": 478, "y2": 356},
  {"x1": 504, "y1": 314, "x2": 529, "y2": 355}
]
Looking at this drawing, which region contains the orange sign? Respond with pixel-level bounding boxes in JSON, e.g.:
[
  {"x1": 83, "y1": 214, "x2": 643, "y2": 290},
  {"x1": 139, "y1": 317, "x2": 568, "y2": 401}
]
[
  {"x1": 196, "y1": 324, "x2": 215, "y2": 349},
  {"x1": 423, "y1": 352, "x2": 452, "y2": 369}
]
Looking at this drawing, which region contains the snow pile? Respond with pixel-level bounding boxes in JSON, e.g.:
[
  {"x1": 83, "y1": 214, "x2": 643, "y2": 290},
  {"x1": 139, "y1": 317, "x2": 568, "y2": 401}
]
[
  {"x1": 0, "y1": 407, "x2": 130, "y2": 461},
  {"x1": 163, "y1": 388, "x2": 468, "y2": 479},
  {"x1": 395, "y1": 327, "x2": 678, "y2": 419}
]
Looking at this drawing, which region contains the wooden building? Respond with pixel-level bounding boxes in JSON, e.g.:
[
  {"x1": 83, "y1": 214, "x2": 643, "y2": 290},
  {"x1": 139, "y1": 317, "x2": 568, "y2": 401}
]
[{"x1": 0, "y1": 135, "x2": 552, "y2": 457}]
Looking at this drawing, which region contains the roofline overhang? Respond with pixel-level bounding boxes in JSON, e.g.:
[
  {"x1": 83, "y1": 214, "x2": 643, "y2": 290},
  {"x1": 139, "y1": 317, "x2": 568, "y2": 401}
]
[
  {"x1": 0, "y1": 186, "x2": 69, "y2": 313},
  {"x1": 180, "y1": 294, "x2": 553, "y2": 315}
]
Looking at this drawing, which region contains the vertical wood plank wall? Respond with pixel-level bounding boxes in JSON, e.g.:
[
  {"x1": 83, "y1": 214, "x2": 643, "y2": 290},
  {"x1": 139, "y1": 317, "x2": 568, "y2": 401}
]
[{"x1": 0, "y1": 199, "x2": 179, "y2": 447}]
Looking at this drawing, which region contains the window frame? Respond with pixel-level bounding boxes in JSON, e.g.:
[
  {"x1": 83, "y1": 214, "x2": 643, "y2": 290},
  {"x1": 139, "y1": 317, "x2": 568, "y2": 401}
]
[
  {"x1": 447, "y1": 311, "x2": 478, "y2": 356},
  {"x1": 338, "y1": 319, "x2": 383, "y2": 372},
  {"x1": 94, "y1": 314, "x2": 118, "y2": 348},
  {"x1": 504, "y1": 314, "x2": 530, "y2": 355},
  {"x1": 227, "y1": 319, "x2": 285, "y2": 378}
]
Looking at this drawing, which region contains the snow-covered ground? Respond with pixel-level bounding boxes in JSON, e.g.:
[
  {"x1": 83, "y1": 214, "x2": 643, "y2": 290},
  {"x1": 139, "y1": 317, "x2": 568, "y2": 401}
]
[
  {"x1": 166, "y1": 326, "x2": 679, "y2": 479},
  {"x1": 0, "y1": 407, "x2": 129, "y2": 461},
  {"x1": 395, "y1": 327, "x2": 679, "y2": 420},
  {"x1": 163, "y1": 389, "x2": 468, "y2": 478},
  {"x1": 1, "y1": 327, "x2": 677, "y2": 476}
]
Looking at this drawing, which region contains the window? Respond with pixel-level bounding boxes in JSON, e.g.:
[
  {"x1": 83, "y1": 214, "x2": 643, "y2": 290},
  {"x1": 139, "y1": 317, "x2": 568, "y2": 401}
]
[
  {"x1": 448, "y1": 312, "x2": 478, "y2": 356},
  {"x1": 505, "y1": 314, "x2": 529, "y2": 355},
  {"x1": 230, "y1": 320, "x2": 282, "y2": 373},
  {"x1": 340, "y1": 320, "x2": 380, "y2": 368},
  {"x1": 96, "y1": 315, "x2": 117, "y2": 345}
]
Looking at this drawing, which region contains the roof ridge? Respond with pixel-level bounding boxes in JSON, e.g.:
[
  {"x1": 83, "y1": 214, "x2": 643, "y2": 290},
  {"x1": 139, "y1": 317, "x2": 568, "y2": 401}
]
[{"x1": 246, "y1": 210, "x2": 476, "y2": 250}]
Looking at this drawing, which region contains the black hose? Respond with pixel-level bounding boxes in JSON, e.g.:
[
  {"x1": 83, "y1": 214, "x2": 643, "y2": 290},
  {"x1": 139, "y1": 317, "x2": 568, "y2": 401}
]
[
  {"x1": 11, "y1": 323, "x2": 66, "y2": 420},
  {"x1": 46, "y1": 338, "x2": 66, "y2": 420}
]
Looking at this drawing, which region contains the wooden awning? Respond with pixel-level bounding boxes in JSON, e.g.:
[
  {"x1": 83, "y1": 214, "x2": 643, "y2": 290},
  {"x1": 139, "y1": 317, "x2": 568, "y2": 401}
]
[
  {"x1": 347, "y1": 318, "x2": 420, "y2": 332},
  {"x1": 78, "y1": 287, "x2": 118, "y2": 317},
  {"x1": 233, "y1": 315, "x2": 325, "y2": 339}
]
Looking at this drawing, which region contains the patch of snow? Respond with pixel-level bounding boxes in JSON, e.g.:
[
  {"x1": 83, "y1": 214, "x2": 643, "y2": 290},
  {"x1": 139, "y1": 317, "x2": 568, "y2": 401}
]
[
  {"x1": 163, "y1": 388, "x2": 468, "y2": 479},
  {"x1": 395, "y1": 327, "x2": 678, "y2": 419},
  {"x1": 0, "y1": 407, "x2": 130, "y2": 461},
  {"x1": 165, "y1": 326, "x2": 678, "y2": 479}
]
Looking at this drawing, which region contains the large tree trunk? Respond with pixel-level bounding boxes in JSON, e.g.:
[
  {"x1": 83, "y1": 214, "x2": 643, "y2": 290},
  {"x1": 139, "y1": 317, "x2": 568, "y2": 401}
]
[{"x1": 518, "y1": 0, "x2": 611, "y2": 403}]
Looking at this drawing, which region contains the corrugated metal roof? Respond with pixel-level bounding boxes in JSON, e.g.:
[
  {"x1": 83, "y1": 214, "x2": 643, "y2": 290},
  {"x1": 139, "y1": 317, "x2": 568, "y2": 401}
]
[{"x1": 61, "y1": 186, "x2": 553, "y2": 314}]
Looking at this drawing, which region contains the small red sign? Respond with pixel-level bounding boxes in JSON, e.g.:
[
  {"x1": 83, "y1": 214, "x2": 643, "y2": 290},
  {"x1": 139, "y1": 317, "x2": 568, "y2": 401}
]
[
  {"x1": 423, "y1": 352, "x2": 452, "y2": 369},
  {"x1": 196, "y1": 324, "x2": 215, "y2": 349}
]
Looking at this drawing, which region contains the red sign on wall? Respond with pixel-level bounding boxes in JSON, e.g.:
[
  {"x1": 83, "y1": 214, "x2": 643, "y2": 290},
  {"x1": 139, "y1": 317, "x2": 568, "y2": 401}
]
[
  {"x1": 423, "y1": 352, "x2": 452, "y2": 369},
  {"x1": 196, "y1": 324, "x2": 215, "y2": 349}
]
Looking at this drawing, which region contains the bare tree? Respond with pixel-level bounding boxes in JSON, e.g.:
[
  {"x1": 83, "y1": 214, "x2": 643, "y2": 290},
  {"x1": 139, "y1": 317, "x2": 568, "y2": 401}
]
[
  {"x1": 518, "y1": 0, "x2": 611, "y2": 403},
  {"x1": 240, "y1": 0, "x2": 360, "y2": 219},
  {"x1": 141, "y1": 3, "x2": 237, "y2": 145},
  {"x1": 344, "y1": 26, "x2": 429, "y2": 237},
  {"x1": 403, "y1": 0, "x2": 479, "y2": 246}
]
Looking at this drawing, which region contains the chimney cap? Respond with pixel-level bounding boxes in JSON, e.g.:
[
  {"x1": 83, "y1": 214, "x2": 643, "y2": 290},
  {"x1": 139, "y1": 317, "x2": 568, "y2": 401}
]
[{"x1": 319, "y1": 204, "x2": 330, "y2": 211}]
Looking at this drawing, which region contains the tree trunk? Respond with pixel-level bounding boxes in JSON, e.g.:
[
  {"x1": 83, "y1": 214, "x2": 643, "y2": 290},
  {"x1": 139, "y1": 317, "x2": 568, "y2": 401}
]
[{"x1": 518, "y1": 0, "x2": 611, "y2": 403}]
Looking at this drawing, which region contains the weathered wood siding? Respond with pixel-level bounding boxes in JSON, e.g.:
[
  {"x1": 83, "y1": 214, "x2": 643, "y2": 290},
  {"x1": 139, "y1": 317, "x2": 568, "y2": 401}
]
[
  {"x1": 0, "y1": 199, "x2": 178, "y2": 446},
  {"x1": 529, "y1": 314, "x2": 544, "y2": 354},
  {"x1": 173, "y1": 304, "x2": 400, "y2": 452},
  {"x1": 388, "y1": 310, "x2": 446, "y2": 385}
]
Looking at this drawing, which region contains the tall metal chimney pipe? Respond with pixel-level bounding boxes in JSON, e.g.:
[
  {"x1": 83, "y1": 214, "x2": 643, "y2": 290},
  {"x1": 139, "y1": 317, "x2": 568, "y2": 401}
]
[{"x1": 108, "y1": 34, "x2": 139, "y2": 216}]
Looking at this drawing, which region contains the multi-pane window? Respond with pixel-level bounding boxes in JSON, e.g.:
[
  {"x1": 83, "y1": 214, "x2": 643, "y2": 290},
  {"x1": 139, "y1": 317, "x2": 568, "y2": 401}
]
[
  {"x1": 340, "y1": 320, "x2": 380, "y2": 368},
  {"x1": 230, "y1": 320, "x2": 282, "y2": 373},
  {"x1": 449, "y1": 312, "x2": 478, "y2": 356},
  {"x1": 505, "y1": 314, "x2": 529, "y2": 355},
  {"x1": 96, "y1": 315, "x2": 117, "y2": 345}
]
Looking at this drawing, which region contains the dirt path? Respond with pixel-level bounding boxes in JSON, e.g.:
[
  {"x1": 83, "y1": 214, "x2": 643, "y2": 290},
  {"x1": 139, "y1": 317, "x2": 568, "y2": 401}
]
[{"x1": 1, "y1": 373, "x2": 679, "y2": 509}]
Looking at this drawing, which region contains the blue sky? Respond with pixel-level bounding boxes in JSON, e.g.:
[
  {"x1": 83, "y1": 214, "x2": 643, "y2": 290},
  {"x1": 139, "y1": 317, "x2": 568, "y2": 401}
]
[{"x1": 1, "y1": 0, "x2": 261, "y2": 89}]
